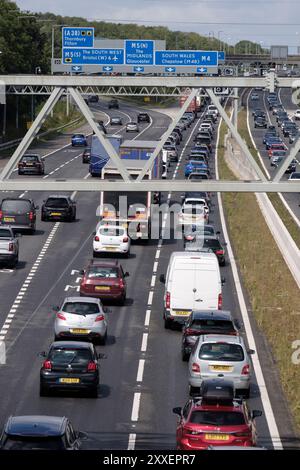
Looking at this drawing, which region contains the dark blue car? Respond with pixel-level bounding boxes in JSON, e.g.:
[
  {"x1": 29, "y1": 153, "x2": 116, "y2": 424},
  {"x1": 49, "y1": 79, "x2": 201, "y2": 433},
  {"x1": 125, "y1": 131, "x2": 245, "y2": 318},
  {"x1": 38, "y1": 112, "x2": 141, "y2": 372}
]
[
  {"x1": 71, "y1": 134, "x2": 87, "y2": 147},
  {"x1": 185, "y1": 160, "x2": 208, "y2": 177}
]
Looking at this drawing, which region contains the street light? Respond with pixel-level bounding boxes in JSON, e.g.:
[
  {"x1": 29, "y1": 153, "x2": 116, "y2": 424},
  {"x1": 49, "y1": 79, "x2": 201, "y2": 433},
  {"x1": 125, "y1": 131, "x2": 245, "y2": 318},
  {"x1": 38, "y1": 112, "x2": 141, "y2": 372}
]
[{"x1": 218, "y1": 31, "x2": 224, "y2": 51}]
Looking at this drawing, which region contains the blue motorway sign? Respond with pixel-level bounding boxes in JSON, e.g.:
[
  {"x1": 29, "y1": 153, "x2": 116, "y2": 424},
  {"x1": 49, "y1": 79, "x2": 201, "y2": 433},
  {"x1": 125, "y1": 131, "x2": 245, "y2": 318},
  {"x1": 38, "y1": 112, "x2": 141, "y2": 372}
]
[
  {"x1": 62, "y1": 27, "x2": 94, "y2": 48},
  {"x1": 165, "y1": 67, "x2": 176, "y2": 72},
  {"x1": 63, "y1": 48, "x2": 124, "y2": 65},
  {"x1": 155, "y1": 50, "x2": 218, "y2": 67},
  {"x1": 134, "y1": 66, "x2": 144, "y2": 72},
  {"x1": 71, "y1": 65, "x2": 82, "y2": 72},
  {"x1": 125, "y1": 40, "x2": 154, "y2": 65},
  {"x1": 197, "y1": 67, "x2": 208, "y2": 73},
  {"x1": 218, "y1": 51, "x2": 226, "y2": 61}
]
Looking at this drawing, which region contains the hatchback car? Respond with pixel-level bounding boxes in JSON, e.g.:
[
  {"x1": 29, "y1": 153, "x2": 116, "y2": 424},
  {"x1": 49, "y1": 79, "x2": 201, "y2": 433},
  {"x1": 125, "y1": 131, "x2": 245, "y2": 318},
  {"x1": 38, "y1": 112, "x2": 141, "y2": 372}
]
[
  {"x1": 254, "y1": 117, "x2": 267, "y2": 129},
  {"x1": 40, "y1": 341, "x2": 101, "y2": 397},
  {"x1": 137, "y1": 112, "x2": 150, "y2": 123},
  {"x1": 188, "y1": 335, "x2": 254, "y2": 397},
  {"x1": 185, "y1": 160, "x2": 208, "y2": 177},
  {"x1": 185, "y1": 235, "x2": 226, "y2": 266},
  {"x1": 188, "y1": 172, "x2": 210, "y2": 181},
  {"x1": 0, "y1": 416, "x2": 83, "y2": 450},
  {"x1": 79, "y1": 259, "x2": 129, "y2": 305},
  {"x1": 54, "y1": 297, "x2": 107, "y2": 344},
  {"x1": 0, "y1": 198, "x2": 38, "y2": 233},
  {"x1": 183, "y1": 224, "x2": 217, "y2": 245},
  {"x1": 163, "y1": 144, "x2": 178, "y2": 162},
  {"x1": 71, "y1": 134, "x2": 87, "y2": 147},
  {"x1": 178, "y1": 204, "x2": 207, "y2": 227},
  {"x1": 126, "y1": 122, "x2": 139, "y2": 132},
  {"x1": 181, "y1": 311, "x2": 239, "y2": 361},
  {"x1": 173, "y1": 379, "x2": 262, "y2": 450},
  {"x1": 93, "y1": 224, "x2": 131, "y2": 257},
  {"x1": 108, "y1": 99, "x2": 119, "y2": 109},
  {"x1": 110, "y1": 116, "x2": 123, "y2": 126},
  {"x1": 18, "y1": 154, "x2": 45, "y2": 175},
  {"x1": 82, "y1": 147, "x2": 91, "y2": 164},
  {"x1": 289, "y1": 171, "x2": 300, "y2": 180},
  {"x1": 41, "y1": 195, "x2": 76, "y2": 222}
]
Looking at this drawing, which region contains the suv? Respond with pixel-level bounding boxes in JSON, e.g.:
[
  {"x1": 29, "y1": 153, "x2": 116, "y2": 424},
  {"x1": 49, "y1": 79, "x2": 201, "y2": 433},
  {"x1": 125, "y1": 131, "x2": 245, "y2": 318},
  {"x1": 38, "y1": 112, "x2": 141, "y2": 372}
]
[
  {"x1": 0, "y1": 415, "x2": 83, "y2": 450},
  {"x1": 0, "y1": 198, "x2": 38, "y2": 233},
  {"x1": 18, "y1": 154, "x2": 45, "y2": 175},
  {"x1": 181, "y1": 311, "x2": 239, "y2": 361},
  {"x1": 173, "y1": 379, "x2": 262, "y2": 450},
  {"x1": 108, "y1": 99, "x2": 119, "y2": 109},
  {"x1": 41, "y1": 195, "x2": 76, "y2": 222},
  {"x1": 137, "y1": 112, "x2": 150, "y2": 123}
]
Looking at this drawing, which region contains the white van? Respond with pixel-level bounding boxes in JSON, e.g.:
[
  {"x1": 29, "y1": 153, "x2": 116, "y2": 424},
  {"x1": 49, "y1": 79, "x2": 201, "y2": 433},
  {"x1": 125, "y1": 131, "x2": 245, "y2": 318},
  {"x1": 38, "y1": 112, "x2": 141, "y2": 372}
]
[{"x1": 160, "y1": 252, "x2": 223, "y2": 329}]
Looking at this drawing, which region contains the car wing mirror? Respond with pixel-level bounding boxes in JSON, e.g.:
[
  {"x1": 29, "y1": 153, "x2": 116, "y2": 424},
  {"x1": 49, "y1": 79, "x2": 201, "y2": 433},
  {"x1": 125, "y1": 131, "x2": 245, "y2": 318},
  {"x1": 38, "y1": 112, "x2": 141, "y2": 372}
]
[
  {"x1": 216, "y1": 231, "x2": 221, "y2": 235},
  {"x1": 251, "y1": 410, "x2": 262, "y2": 419},
  {"x1": 98, "y1": 353, "x2": 107, "y2": 359},
  {"x1": 124, "y1": 272, "x2": 130, "y2": 277},
  {"x1": 79, "y1": 270, "x2": 84, "y2": 275},
  {"x1": 221, "y1": 277, "x2": 226, "y2": 285},
  {"x1": 172, "y1": 407, "x2": 182, "y2": 416},
  {"x1": 39, "y1": 351, "x2": 47, "y2": 358},
  {"x1": 51, "y1": 305, "x2": 60, "y2": 312},
  {"x1": 248, "y1": 349, "x2": 255, "y2": 355},
  {"x1": 160, "y1": 274, "x2": 166, "y2": 284},
  {"x1": 77, "y1": 431, "x2": 88, "y2": 441}
]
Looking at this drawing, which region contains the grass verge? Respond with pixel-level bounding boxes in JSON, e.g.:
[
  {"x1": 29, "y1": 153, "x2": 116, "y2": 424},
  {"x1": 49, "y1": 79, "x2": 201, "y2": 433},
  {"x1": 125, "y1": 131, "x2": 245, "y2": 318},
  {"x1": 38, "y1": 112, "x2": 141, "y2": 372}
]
[{"x1": 218, "y1": 109, "x2": 300, "y2": 433}]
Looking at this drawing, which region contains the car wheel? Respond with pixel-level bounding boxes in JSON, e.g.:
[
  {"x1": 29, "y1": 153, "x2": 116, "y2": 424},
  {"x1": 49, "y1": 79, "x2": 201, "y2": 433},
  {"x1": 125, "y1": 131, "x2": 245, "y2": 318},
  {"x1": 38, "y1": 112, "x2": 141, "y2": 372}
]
[
  {"x1": 89, "y1": 386, "x2": 98, "y2": 398},
  {"x1": 73, "y1": 210, "x2": 76, "y2": 221},
  {"x1": 164, "y1": 317, "x2": 171, "y2": 329},
  {"x1": 126, "y1": 250, "x2": 131, "y2": 258},
  {"x1": 41, "y1": 213, "x2": 46, "y2": 222},
  {"x1": 99, "y1": 331, "x2": 107, "y2": 346},
  {"x1": 220, "y1": 259, "x2": 226, "y2": 267},
  {"x1": 118, "y1": 294, "x2": 126, "y2": 306},
  {"x1": 189, "y1": 385, "x2": 199, "y2": 396},
  {"x1": 39, "y1": 384, "x2": 48, "y2": 397},
  {"x1": 240, "y1": 388, "x2": 250, "y2": 399},
  {"x1": 93, "y1": 250, "x2": 98, "y2": 258},
  {"x1": 181, "y1": 349, "x2": 189, "y2": 362},
  {"x1": 18, "y1": 171, "x2": 22, "y2": 175}
]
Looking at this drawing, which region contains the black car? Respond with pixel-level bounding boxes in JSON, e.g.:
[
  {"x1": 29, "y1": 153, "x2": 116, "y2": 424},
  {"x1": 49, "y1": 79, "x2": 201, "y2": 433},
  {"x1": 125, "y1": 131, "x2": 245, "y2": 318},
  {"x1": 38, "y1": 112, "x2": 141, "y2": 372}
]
[
  {"x1": 173, "y1": 127, "x2": 183, "y2": 141},
  {"x1": 252, "y1": 109, "x2": 265, "y2": 119},
  {"x1": 0, "y1": 198, "x2": 38, "y2": 233},
  {"x1": 82, "y1": 147, "x2": 91, "y2": 164},
  {"x1": 108, "y1": 99, "x2": 119, "y2": 109},
  {"x1": 18, "y1": 154, "x2": 45, "y2": 175},
  {"x1": 137, "y1": 112, "x2": 150, "y2": 123},
  {"x1": 254, "y1": 117, "x2": 267, "y2": 128},
  {"x1": 285, "y1": 159, "x2": 297, "y2": 174},
  {"x1": 41, "y1": 195, "x2": 76, "y2": 222},
  {"x1": 88, "y1": 95, "x2": 99, "y2": 103},
  {"x1": 40, "y1": 341, "x2": 101, "y2": 397},
  {"x1": 0, "y1": 415, "x2": 83, "y2": 450},
  {"x1": 181, "y1": 310, "x2": 239, "y2": 361},
  {"x1": 185, "y1": 235, "x2": 226, "y2": 265}
]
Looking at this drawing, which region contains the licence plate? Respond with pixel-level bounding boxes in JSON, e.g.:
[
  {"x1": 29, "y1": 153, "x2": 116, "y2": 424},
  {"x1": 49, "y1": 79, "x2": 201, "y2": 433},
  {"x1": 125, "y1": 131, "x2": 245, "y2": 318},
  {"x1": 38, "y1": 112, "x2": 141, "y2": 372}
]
[
  {"x1": 51, "y1": 212, "x2": 61, "y2": 216},
  {"x1": 59, "y1": 378, "x2": 80, "y2": 384},
  {"x1": 173, "y1": 310, "x2": 191, "y2": 317},
  {"x1": 205, "y1": 434, "x2": 230, "y2": 441},
  {"x1": 210, "y1": 365, "x2": 233, "y2": 372},
  {"x1": 105, "y1": 247, "x2": 117, "y2": 251},
  {"x1": 26, "y1": 163, "x2": 34, "y2": 166},
  {"x1": 3, "y1": 217, "x2": 15, "y2": 222},
  {"x1": 95, "y1": 286, "x2": 110, "y2": 291},
  {"x1": 70, "y1": 329, "x2": 89, "y2": 334}
]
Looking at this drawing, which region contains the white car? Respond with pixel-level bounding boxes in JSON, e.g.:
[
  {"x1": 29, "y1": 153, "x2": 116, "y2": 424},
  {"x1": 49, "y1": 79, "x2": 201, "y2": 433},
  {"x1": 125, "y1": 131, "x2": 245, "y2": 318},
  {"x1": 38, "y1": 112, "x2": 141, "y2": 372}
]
[
  {"x1": 178, "y1": 202, "x2": 208, "y2": 227},
  {"x1": 199, "y1": 123, "x2": 213, "y2": 133},
  {"x1": 183, "y1": 198, "x2": 210, "y2": 217},
  {"x1": 126, "y1": 122, "x2": 139, "y2": 132},
  {"x1": 93, "y1": 224, "x2": 131, "y2": 257}
]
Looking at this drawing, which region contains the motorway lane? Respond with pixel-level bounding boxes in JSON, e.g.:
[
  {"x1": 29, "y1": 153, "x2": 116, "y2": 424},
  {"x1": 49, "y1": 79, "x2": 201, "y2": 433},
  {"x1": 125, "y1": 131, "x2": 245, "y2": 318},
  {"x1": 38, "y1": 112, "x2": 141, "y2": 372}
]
[
  {"x1": 134, "y1": 110, "x2": 298, "y2": 449},
  {"x1": 247, "y1": 89, "x2": 300, "y2": 222}
]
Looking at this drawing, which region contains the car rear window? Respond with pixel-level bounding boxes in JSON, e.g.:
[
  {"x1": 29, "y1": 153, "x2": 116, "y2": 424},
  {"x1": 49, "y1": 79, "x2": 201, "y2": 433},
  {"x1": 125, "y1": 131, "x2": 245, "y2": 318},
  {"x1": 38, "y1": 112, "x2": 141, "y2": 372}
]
[
  {"x1": 99, "y1": 227, "x2": 125, "y2": 237},
  {"x1": 1, "y1": 200, "x2": 31, "y2": 213},
  {"x1": 203, "y1": 239, "x2": 222, "y2": 249},
  {"x1": 199, "y1": 343, "x2": 244, "y2": 362},
  {"x1": 46, "y1": 198, "x2": 69, "y2": 208},
  {"x1": 49, "y1": 348, "x2": 92, "y2": 364},
  {"x1": 0, "y1": 229, "x2": 12, "y2": 237},
  {"x1": 189, "y1": 174, "x2": 208, "y2": 180},
  {"x1": 191, "y1": 319, "x2": 234, "y2": 333},
  {"x1": 87, "y1": 267, "x2": 119, "y2": 279},
  {"x1": 182, "y1": 206, "x2": 204, "y2": 214},
  {"x1": 189, "y1": 411, "x2": 245, "y2": 426},
  {"x1": 62, "y1": 302, "x2": 100, "y2": 315},
  {"x1": 21, "y1": 155, "x2": 39, "y2": 162},
  {"x1": 2, "y1": 436, "x2": 65, "y2": 450}
]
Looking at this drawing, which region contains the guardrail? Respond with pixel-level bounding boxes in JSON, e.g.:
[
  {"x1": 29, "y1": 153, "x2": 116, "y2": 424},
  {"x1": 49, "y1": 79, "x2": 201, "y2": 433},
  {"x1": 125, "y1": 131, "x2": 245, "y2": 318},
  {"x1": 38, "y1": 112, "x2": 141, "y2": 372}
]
[{"x1": 0, "y1": 117, "x2": 82, "y2": 152}]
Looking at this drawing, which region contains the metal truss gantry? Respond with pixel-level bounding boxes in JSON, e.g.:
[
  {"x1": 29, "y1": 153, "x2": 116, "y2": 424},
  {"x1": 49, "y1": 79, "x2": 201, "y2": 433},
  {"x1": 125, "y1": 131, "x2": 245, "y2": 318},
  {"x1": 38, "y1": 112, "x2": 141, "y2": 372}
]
[{"x1": 0, "y1": 74, "x2": 300, "y2": 192}]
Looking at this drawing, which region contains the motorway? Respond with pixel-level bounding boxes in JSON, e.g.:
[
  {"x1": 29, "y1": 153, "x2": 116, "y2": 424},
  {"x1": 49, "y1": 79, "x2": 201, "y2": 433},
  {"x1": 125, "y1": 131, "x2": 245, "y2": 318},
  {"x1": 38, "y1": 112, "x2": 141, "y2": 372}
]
[{"x1": 0, "y1": 98, "x2": 298, "y2": 450}]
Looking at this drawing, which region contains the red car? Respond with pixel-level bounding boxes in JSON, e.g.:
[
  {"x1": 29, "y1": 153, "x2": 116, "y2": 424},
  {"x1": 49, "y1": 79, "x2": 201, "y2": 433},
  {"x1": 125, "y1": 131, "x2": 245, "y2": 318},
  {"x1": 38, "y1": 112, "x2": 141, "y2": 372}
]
[
  {"x1": 173, "y1": 379, "x2": 262, "y2": 450},
  {"x1": 79, "y1": 260, "x2": 129, "y2": 305},
  {"x1": 267, "y1": 144, "x2": 286, "y2": 158}
]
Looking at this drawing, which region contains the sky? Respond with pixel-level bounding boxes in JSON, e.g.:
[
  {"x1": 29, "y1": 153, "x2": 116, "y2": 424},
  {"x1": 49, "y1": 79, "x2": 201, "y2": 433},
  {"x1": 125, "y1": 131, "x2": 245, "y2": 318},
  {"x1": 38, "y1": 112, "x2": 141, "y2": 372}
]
[{"x1": 15, "y1": 0, "x2": 300, "y2": 53}]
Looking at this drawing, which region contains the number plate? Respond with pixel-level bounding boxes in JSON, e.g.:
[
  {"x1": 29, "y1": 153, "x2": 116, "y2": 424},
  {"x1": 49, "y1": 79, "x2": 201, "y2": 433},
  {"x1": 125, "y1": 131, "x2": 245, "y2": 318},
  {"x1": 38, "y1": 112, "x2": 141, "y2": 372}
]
[
  {"x1": 70, "y1": 329, "x2": 89, "y2": 334},
  {"x1": 210, "y1": 365, "x2": 233, "y2": 372},
  {"x1": 205, "y1": 434, "x2": 230, "y2": 441},
  {"x1": 173, "y1": 310, "x2": 191, "y2": 317},
  {"x1": 51, "y1": 212, "x2": 61, "y2": 216},
  {"x1": 3, "y1": 217, "x2": 15, "y2": 222},
  {"x1": 59, "y1": 378, "x2": 80, "y2": 384},
  {"x1": 95, "y1": 286, "x2": 110, "y2": 291},
  {"x1": 105, "y1": 247, "x2": 117, "y2": 251}
]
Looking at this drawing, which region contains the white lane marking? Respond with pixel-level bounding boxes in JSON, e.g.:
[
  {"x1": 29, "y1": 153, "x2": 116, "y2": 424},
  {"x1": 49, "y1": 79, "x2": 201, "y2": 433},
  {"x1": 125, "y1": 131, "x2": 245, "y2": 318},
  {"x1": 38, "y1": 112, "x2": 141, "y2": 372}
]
[
  {"x1": 136, "y1": 359, "x2": 145, "y2": 382},
  {"x1": 127, "y1": 434, "x2": 136, "y2": 451},
  {"x1": 153, "y1": 261, "x2": 158, "y2": 273},
  {"x1": 216, "y1": 100, "x2": 283, "y2": 450},
  {"x1": 141, "y1": 333, "x2": 148, "y2": 352},
  {"x1": 132, "y1": 116, "x2": 153, "y2": 140},
  {"x1": 147, "y1": 291, "x2": 153, "y2": 306},
  {"x1": 144, "y1": 310, "x2": 151, "y2": 327},
  {"x1": 131, "y1": 393, "x2": 141, "y2": 421},
  {"x1": 150, "y1": 275, "x2": 156, "y2": 288},
  {"x1": 155, "y1": 249, "x2": 161, "y2": 259}
]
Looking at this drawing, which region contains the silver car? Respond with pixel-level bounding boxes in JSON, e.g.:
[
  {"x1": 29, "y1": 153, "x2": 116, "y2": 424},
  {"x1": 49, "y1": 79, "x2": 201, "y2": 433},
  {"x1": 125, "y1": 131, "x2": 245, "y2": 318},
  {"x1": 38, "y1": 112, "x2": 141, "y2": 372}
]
[
  {"x1": 188, "y1": 335, "x2": 254, "y2": 397},
  {"x1": 126, "y1": 122, "x2": 139, "y2": 132},
  {"x1": 54, "y1": 297, "x2": 108, "y2": 345}
]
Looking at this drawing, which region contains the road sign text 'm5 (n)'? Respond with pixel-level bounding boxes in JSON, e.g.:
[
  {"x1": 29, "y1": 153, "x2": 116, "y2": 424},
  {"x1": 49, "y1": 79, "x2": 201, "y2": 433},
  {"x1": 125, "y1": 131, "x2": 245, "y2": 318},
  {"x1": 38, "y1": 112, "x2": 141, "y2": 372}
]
[{"x1": 125, "y1": 40, "x2": 154, "y2": 65}]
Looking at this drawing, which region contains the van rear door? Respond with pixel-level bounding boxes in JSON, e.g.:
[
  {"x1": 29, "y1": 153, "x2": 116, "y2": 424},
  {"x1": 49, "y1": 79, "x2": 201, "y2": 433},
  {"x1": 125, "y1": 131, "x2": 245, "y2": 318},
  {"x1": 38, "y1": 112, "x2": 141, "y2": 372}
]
[{"x1": 193, "y1": 266, "x2": 220, "y2": 310}]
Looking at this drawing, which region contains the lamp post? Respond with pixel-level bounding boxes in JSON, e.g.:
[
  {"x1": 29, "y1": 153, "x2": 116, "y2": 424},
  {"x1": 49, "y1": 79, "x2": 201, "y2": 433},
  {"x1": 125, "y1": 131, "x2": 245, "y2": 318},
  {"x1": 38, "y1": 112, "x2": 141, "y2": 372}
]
[{"x1": 218, "y1": 31, "x2": 224, "y2": 51}]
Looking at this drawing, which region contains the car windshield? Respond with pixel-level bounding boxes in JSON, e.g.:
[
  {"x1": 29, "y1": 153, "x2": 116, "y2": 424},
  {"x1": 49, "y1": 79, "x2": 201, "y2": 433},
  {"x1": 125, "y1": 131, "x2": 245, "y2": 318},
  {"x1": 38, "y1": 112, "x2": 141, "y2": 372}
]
[
  {"x1": 189, "y1": 411, "x2": 245, "y2": 426},
  {"x1": 62, "y1": 302, "x2": 100, "y2": 315},
  {"x1": 46, "y1": 198, "x2": 69, "y2": 208},
  {"x1": 290, "y1": 172, "x2": 300, "y2": 178},
  {"x1": 1, "y1": 200, "x2": 31, "y2": 213},
  {"x1": 22, "y1": 155, "x2": 39, "y2": 162},
  {"x1": 0, "y1": 229, "x2": 13, "y2": 237},
  {"x1": 87, "y1": 267, "x2": 119, "y2": 279},
  {"x1": 185, "y1": 200, "x2": 206, "y2": 206},
  {"x1": 99, "y1": 227, "x2": 125, "y2": 237},
  {"x1": 199, "y1": 343, "x2": 244, "y2": 361},
  {"x1": 190, "y1": 319, "x2": 234, "y2": 332},
  {"x1": 2, "y1": 436, "x2": 65, "y2": 450},
  {"x1": 202, "y1": 239, "x2": 222, "y2": 249},
  {"x1": 73, "y1": 134, "x2": 84, "y2": 138},
  {"x1": 49, "y1": 348, "x2": 91, "y2": 365}
]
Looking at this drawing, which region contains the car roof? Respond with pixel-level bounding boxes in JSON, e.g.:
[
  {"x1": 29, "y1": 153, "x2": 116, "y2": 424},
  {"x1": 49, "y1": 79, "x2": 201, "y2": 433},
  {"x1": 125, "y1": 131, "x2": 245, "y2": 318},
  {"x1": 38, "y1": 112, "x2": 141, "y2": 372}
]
[
  {"x1": 22, "y1": 153, "x2": 40, "y2": 157},
  {"x1": 200, "y1": 334, "x2": 244, "y2": 344},
  {"x1": 51, "y1": 340, "x2": 93, "y2": 349},
  {"x1": 1, "y1": 197, "x2": 32, "y2": 203},
  {"x1": 63, "y1": 296, "x2": 100, "y2": 304},
  {"x1": 47, "y1": 194, "x2": 69, "y2": 199},
  {"x1": 191, "y1": 402, "x2": 243, "y2": 412},
  {"x1": 87, "y1": 259, "x2": 120, "y2": 268},
  {"x1": 191, "y1": 310, "x2": 233, "y2": 321},
  {"x1": 5, "y1": 416, "x2": 68, "y2": 436}
]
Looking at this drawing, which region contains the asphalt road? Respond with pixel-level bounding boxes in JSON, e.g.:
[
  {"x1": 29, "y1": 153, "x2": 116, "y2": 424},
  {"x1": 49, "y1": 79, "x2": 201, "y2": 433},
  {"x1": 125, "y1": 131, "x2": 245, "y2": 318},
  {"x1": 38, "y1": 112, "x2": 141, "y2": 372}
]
[{"x1": 0, "y1": 99, "x2": 298, "y2": 450}]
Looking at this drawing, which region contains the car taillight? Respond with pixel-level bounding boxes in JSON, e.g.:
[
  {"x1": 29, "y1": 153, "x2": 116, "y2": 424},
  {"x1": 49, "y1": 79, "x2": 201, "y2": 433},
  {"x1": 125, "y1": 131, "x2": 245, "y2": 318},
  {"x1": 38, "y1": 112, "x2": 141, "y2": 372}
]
[
  {"x1": 123, "y1": 237, "x2": 129, "y2": 242},
  {"x1": 29, "y1": 211, "x2": 34, "y2": 220},
  {"x1": 87, "y1": 361, "x2": 97, "y2": 372},
  {"x1": 242, "y1": 364, "x2": 250, "y2": 375},
  {"x1": 166, "y1": 291, "x2": 170, "y2": 309},
  {"x1": 57, "y1": 313, "x2": 66, "y2": 321},
  {"x1": 119, "y1": 278, "x2": 125, "y2": 289},
  {"x1": 0, "y1": 211, "x2": 3, "y2": 219},
  {"x1": 95, "y1": 314, "x2": 105, "y2": 322},
  {"x1": 43, "y1": 360, "x2": 52, "y2": 371},
  {"x1": 94, "y1": 236, "x2": 100, "y2": 242},
  {"x1": 186, "y1": 328, "x2": 200, "y2": 336},
  {"x1": 218, "y1": 293, "x2": 222, "y2": 309},
  {"x1": 192, "y1": 363, "x2": 200, "y2": 373},
  {"x1": 185, "y1": 235, "x2": 195, "y2": 241},
  {"x1": 8, "y1": 242, "x2": 14, "y2": 252},
  {"x1": 215, "y1": 250, "x2": 224, "y2": 255}
]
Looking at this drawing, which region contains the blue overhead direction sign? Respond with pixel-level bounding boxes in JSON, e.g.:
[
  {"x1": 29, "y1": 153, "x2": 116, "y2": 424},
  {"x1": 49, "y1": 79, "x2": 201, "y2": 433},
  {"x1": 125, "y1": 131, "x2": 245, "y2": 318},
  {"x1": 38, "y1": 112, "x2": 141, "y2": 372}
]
[
  {"x1": 218, "y1": 51, "x2": 226, "y2": 61},
  {"x1": 155, "y1": 50, "x2": 218, "y2": 67},
  {"x1": 165, "y1": 67, "x2": 176, "y2": 72},
  {"x1": 133, "y1": 66, "x2": 145, "y2": 72},
  {"x1": 103, "y1": 66, "x2": 113, "y2": 72},
  {"x1": 62, "y1": 27, "x2": 94, "y2": 48},
  {"x1": 63, "y1": 48, "x2": 124, "y2": 65},
  {"x1": 197, "y1": 67, "x2": 208, "y2": 73},
  {"x1": 125, "y1": 40, "x2": 154, "y2": 65},
  {"x1": 71, "y1": 65, "x2": 82, "y2": 72}
]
